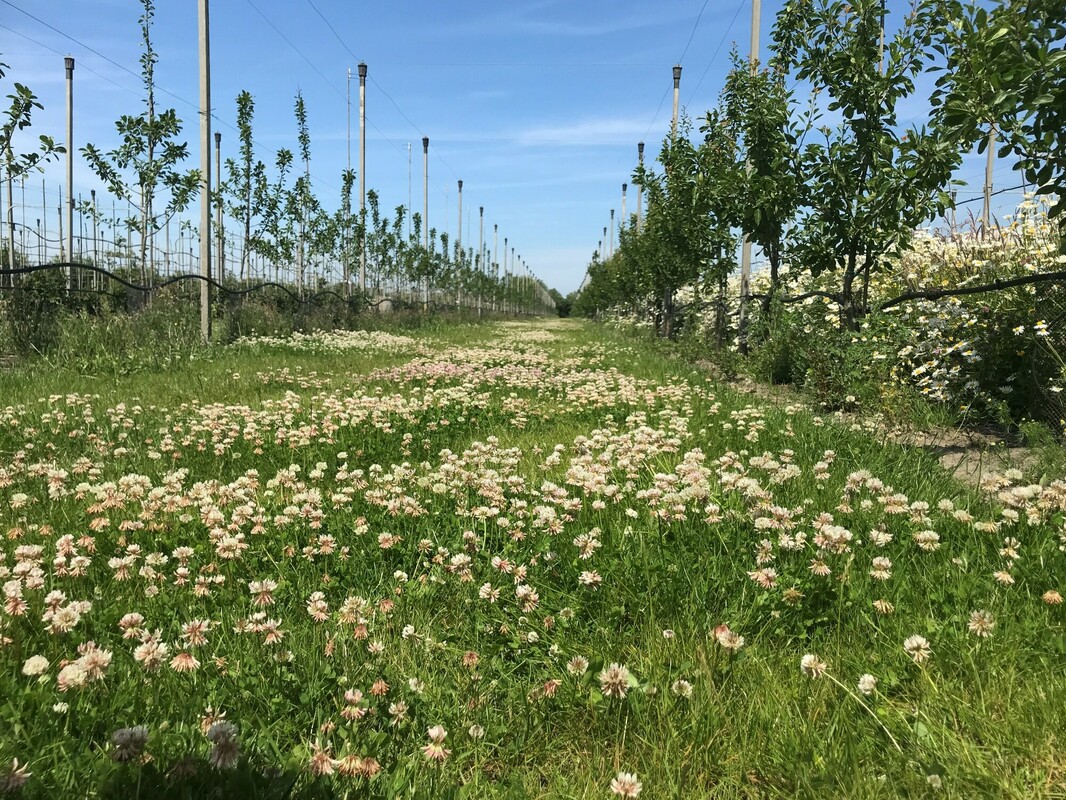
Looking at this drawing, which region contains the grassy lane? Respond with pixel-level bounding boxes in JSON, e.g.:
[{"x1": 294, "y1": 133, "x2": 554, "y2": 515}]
[{"x1": 0, "y1": 319, "x2": 1063, "y2": 798}]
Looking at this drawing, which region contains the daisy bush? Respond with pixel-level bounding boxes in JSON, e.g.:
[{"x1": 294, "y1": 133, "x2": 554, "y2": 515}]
[
  {"x1": 0, "y1": 319, "x2": 1064, "y2": 797},
  {"x1": 740, "y1": 196, "x2": 1066, "y2": 423}
]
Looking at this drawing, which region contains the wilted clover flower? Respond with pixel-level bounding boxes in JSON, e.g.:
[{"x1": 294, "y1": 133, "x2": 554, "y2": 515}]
[
  {"x1": 421, "y1": 725, "x2": 450, "y2": 763},
  {"x1": 110, "y1": 726, "x2": 149, "y2": 763},
  {"x1": 800, "y1": 654, "x2": 827, "y2": 678},
  {"x1": 967, "y1": 610, "x2": 995, "y2": 637},
  {"x1": 206, "y1": 721, "x2": 240, "y2": 769}
]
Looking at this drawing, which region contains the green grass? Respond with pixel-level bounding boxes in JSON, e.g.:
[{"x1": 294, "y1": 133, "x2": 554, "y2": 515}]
[{"x1": 0, "y1": 317, "x2": 1063, "y2": 799}]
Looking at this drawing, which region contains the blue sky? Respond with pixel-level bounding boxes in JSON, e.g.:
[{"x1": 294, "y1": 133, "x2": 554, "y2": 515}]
[{"x1": 1, "y1": 0, "x2": 1027, "y2": 293}]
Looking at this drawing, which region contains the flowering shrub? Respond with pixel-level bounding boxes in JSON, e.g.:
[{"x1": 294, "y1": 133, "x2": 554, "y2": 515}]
[{"x1": 672, "y1": 196, "x2": 1065, "y2": 423}]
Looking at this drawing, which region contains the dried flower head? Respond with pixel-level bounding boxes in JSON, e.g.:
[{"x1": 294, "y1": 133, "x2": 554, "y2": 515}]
[
  {"x1": 903, "y1": 635, "x2": 932, "y2": 663},
  {"x1": 800, "y1": 654, "x2": 827, "y2": 678}
]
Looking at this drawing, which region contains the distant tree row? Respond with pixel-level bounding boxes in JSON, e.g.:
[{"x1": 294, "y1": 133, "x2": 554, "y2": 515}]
[{"x1": 2, "y1": 0, "x2": 554, "y2": 314}]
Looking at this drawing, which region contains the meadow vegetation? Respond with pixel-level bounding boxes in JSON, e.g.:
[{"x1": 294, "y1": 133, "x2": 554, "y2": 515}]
[{"x1": 1, "y1": 318, "x2": 1064, "y2": 798}]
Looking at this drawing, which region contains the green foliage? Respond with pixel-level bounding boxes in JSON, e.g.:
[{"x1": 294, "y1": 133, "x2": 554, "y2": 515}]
[
  {"x1": 721, "y1": 49, "x2": 800, "y2": 303},
  {"x1": 610, "y1": 115, "x2": 738, "y2": 337},
  {"x1": 1, "y1": 268, "x2": 66, "y2": 355},
  {"x1": 772, "y1": 0, "x2": 960, "y2": 328},
  {"x1": 930, "y1": 0, "x2": 1066, "y2": 224},
  {"x1": 80, "y1": 0, "x2": 198, "y2": 285},
  {"x1": 223, "y1": 90, "x2": 266, "y2": 281},
  {"x1": 253, "y1": 146, "x2": 296, "y2": 268},
  {"x1": 548, "y1": 288, "x2": 571, "y2": 317},
  {"x1": 0, "y1": 56, "x2": 64, "y2": 182}
]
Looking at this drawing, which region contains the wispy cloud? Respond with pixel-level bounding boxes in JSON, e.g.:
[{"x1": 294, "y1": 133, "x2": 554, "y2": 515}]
[
  {"x1": 432, "y1": 1, "x2": 693, "y2": 39},
  {"x1": 468, "y1": 89, "x2": 508, "y2": 101},
  {"x1": 515, "y1": 116, "x2": 650, "y2": 147}
]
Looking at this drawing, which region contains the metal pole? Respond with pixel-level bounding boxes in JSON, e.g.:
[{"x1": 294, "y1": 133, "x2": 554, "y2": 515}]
[
  {"x1": 422, "y1": 135, "x2": 429, "y2": 309},
  {"x1": 609, "y1": 209, "x2": 614, "y2": 258},
  {"x1": 345, "y1": 67, "x2": 351, "y2": 299},
  {"x1": 879, "y1": 0, "x2": 886, "y2": 75},
  {"x1": 982, "y1": 126, "x2": 995, "y2": 238},
  {"x1": 0, "y1": 158, "x2": 5, "y2": 282},
  {"x1": 91, "y1": 189, "x2": 98, "y2": 278},
  {"x1": 0, "y1": 153, "x2": 7, "y2": 281},
  {"x1": 215, "y1": 130, "x2": 223, "y2": 286},
  {"x1": 738, "y1": 0, "x2": 760, "y2": 355},
  {"x1": 671, "y1": 64, "x2": 682, "y2": 139},
  {"x1": 42, "y1": 180, "x2": 47, "y2": 260},
  {"x1": 198, "y1": 0, "x2": 212, "y2": 342},
  {"x1": 57, "y1": 191, "x2": 64, "y2": 261},
  {"x1": 621, "y1": 183, "x2": 627, "y2": 228},
  {"x1": 478, "y1": 205, "x2": 484, "y2": 315},
  {"x1": 65, "y1": 55, "x2": 74, "y2": 285},
  {"x1": 493, "y1": 223, "x2": 498, "y2": 311},
  {"x1": 358, "y1": 62, "x2": 367, "y2": 293},
  {"x1": 456, "y1": 179, "x2": 463, "y2": 310},
  {"x1": 407, "y1": 143, "x2": 412, "y2": 239},
  {"x1": 4, "y1": 155, "x2": 12, "y2": 278},
  {"x1": 346, "y1": 68, "x2": 352, "y2": 174},
  {"x1": 636, "y1": 142, "x2": 644, "y2": 231}
]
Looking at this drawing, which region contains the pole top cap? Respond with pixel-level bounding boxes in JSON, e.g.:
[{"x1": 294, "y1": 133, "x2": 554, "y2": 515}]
[
  {"x1": 422, "y1": 136, "x2": 429, "y2": 148},
  {"x1": 214, "y1": 131, "x2": 221, "y2": 144},
  {"x1": 673, "y1": 64, "x2": 682, "y2": 82},
  {"x1": 458, "y1": 179, "x2": 463, "y2": 190},
  {"x1": 65, "y1": 55, "x2": 75, "y2": 71},
  {"x1": 357, "y1": 62, "x2": 367, "y2": 78},
  {"x1": 638, "y1": 141, "x2": 645, "y2": 155}
]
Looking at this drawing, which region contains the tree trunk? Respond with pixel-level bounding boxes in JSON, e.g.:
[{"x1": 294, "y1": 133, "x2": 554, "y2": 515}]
[
  {"x1": 841, "y1": 246, "x2": 859, "y2": 331},
  {"x1": 662, "y1": 286, "x2": 676, "y2": 339},
  {"x1": 139, "y1": 184, "x2": 149, "y2": 291},
  {"x1": 715, "y1": 276, "x2": 726, "y2": 350},
  {"x1": 241, "y1": 189, "x2": 251, "y2": 282},
  {"x1": 761, "y1": 243, "x2": 781, "y2": 319},
  {"x1": 859, "y1": 246, "x2": 875, "y2": 318}
]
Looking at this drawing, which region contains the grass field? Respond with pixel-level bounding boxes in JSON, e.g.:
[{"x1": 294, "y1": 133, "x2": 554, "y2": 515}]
[{"x1": 1, "y1": 318, "x2": 1064, "y2": 798}]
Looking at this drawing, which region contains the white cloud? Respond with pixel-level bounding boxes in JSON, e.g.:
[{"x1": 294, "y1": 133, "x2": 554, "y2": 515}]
[{"x1": 516, "y1": 116, "x2": 650, "y2": 147}]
